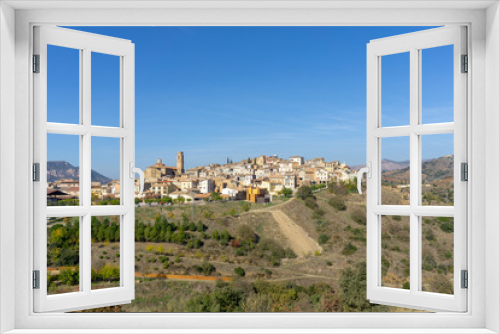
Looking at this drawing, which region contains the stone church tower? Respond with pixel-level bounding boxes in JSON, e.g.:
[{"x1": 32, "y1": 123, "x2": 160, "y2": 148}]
[{"x1": 177, "y1": 151, "x2": 185, "y2": 175}]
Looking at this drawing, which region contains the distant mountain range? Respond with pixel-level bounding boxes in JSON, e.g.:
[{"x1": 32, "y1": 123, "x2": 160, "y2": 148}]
[
  {"x1": 47, "y1": 161, "x2": 112, "y2": 184},
  {"x1": 377, "y1": 156, "x2": 454, "y2": 183},
  {"x1": 351, "y1": 159, "x2": 410, "y2": 172}
]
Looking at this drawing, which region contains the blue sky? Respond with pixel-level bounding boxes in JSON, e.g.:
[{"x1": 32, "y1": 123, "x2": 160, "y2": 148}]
[{"x1": 47, "y1": 26, "x2": 454, "y2": 180}]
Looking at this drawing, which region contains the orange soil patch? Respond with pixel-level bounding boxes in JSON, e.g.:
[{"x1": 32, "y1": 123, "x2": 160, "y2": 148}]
[
  {"x1": 135, "y1": 273, "x2": 231, "y2": 282},
  {"x1": 47, "y1": 267, "x2": 231, "y2": 282}
]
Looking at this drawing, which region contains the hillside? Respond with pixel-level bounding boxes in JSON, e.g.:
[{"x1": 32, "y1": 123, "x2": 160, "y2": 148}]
[
  {"x1": 352, "y1": 159, "x2": 410, "y2": 172},
  {"x1": 381, "y1": 156, "x2": 453, "y2": 183},
  {"x1": 47, "y1": 161, "x2": 112, "y2": 183},
  {"x1": 48, "y1": 180, "x2": 454, "y2": 312}
]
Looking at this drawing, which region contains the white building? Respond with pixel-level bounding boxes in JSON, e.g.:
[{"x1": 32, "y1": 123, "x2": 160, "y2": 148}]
[
  {"x1": 284, "y1": 174, "x2": 297, "y2": 189},
  {"x1": 290, "y1": 156, "x2": 304, "y2": 165},
  {"x1": 279, "y1": 162, "x2": 293, "y2": 174},
  {"x1": 315, "y1": 169, "x2": 330, "y2": 183},
  {"x1": 199, "y1": 179, "x2": 215, "y2": 194}
]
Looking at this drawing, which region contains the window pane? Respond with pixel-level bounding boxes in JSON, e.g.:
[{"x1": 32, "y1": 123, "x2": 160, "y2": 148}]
[
  {"x1": 47, "y1": 134, "x2": 80, "y2": 206},
  {"x1": 381, "y1": 52, "x2": 410, "y2": 127},
  {"x1": 381, "y1": 215, "x2": 410, "y2": 289},
  {"x1": 421, "y1": 216, "x2": 454, "y2": 294},
  {"x1": 421, "y1": 45, "x2": 454, "y2": 124},
  {"x1": 381, "y1": 137, "x2": 410, "y2": 205},
  {"x1": 91, "y1": 216, "x2": 121, "y2": 290},
  {"x1": 421, "y1": 133, "x2": 454, "y2": 206},
  {"x1": 91, "y1": 52, "x2": 120, "y2": 127},
  {"x1": 47, "y1": 45, "x2": 80, "y2": 124},
  {"x1": 47, "y1": 216, "x2": 80, "y2": 295},
  {"x1": 91, "y1": 137, "x2": 121, "y2": 205}
]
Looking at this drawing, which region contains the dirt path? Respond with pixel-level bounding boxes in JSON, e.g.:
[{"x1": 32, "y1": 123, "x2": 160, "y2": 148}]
[
  {"x1": 269, "y1": 210, "x2": 322, "y2": 257},
  {"x1": 243, "y1": 198, "x2": 295, "y2": 214}
]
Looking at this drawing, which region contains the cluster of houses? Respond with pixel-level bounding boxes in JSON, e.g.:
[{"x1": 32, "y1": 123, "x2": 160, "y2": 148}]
[
  {"x1": 47, "y1": 152, "x2": 354, "y2": 204},
  {"x1": 142, "y1": 153, "x2": 353, "y2": 203}
]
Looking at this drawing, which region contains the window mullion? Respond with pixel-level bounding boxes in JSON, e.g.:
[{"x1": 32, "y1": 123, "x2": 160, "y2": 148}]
[
  {"x1": 409, "y1": 47, "x2": 421, "y2": 294},
  {"x1": 81, "y1": 48, "x2": 92, "y2": 294}
]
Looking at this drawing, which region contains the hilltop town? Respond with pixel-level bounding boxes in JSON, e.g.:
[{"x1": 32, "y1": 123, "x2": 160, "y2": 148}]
[
  {"x1": 47, "y1": 152, "x2": 354, "y2": 205},
  {"x1": 142, "y1": 152, "x2": 354, "y2": 203}
]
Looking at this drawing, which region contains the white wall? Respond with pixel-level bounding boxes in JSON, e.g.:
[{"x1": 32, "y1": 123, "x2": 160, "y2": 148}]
[
  {"x1": 485, "y1": 3, "x2": 500, "y2": 332},
  {"x1": 0, "y1": 2, "x2": 16, "y2": 333}
]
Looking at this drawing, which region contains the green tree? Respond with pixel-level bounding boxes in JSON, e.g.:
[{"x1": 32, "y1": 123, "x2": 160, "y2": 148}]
[
  {"x1": 234, "y1": 267, "x2": 245, "y2": 277},
  {"x1": 296, "y1": 186, "x2": 314, "y2": 200},
  {"x1": 280, "y1": 187, "x2": 293, "y2": 198}
]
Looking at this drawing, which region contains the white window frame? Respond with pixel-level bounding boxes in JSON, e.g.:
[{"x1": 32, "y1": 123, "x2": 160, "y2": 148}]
[
  {"x1": 366, "y1": 26, "x2": 467, "y2": 312},
  {"x1": 1, "y1": 1, "x2": 499, "y2": 333},
  {"x1": 33, "y1": 26, "x2": 136, "y2": 312}
]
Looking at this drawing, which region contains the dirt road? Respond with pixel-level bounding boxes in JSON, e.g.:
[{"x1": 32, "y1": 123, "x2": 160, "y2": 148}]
[{"x1": 269, "y1": 210, "x2": 322, "y2": 257}]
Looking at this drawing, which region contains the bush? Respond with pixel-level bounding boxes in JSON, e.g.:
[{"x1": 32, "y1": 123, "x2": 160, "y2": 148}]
[
  {"x1": 422, "y1": 253, "x2": 437, "y2": 271},
  {"x1": 312, "y1": 208, "x2": 325, "y2": 219},
  {"x1": 328, "y1": 182, "x2": 348, "y2": 196},
  {"x1": 342, "y1": 243, "x2": 358, "y2": 256},
  {"x1": 234, "y1": 267, "x2": 245, "y2": 277},
  {"x1": 350, "y1": 208, "x2": 366, "y2": 225},
  {"x1": 328, "y1": 196, "x2": 346, "y2": 211},
  {"x1": 304, "y1": 197, "x2": 318, "y2": 210},
  {"x1": 296, "y1": 186, "x2": 314, "y2": 200},
  {"x1": 318, "y1": 234, "x2": 330, "y2": 245},
  {"x1": 197, "y1": 261, "x2": 215, "y2": 275},
  {"x1": 338, "y1": 262, "x2": 388, "y2": 312},
  {"x1": 236, "y1": 225, "x2": 257, "y2": 244},
  {"x1": 241, "y1": 202, "x2": 252, "y2": 212},
  {"x1": 440, "y1": 222, "x2": 454, "y2": 233},
  {"x1": 155, "y1": 245, "x2": 165, "y2": 255},
  {"x1": 326, "y1": 261, "x2": 333, "y2": 266},
  {"x1": 402, "y1": 281, "x2": 410, "y2": 290},
  {"x1": 229, "y1": 208, "x2": 237, "y2": 217}
]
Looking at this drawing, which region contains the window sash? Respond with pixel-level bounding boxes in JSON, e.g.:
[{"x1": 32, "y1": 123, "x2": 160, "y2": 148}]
[
  {"x1": 366, "y1": 26, "x2": 468, "y2": 312},
  {"x1": 33, "y1": 26, "x2": 136, "y2": 313}
]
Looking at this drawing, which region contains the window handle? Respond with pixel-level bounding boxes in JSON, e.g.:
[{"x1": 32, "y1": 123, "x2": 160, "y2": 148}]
[
  {"x1": 129, "y1": 162, "x2": 145, "y2": 196},
  {"x1": 356, "y1": 162, "x2": 371, "y2": 195}
]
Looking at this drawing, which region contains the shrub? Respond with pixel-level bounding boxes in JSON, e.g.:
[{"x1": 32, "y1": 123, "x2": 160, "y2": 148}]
[
  {"x1": 342, "y1": 243, "x2": 358, "y2": 256},
  {"x1": 350, "y1": 208, "x2": 366, "y2": 225},
  {"x1": 236, "y1": 225, "x2": 257, "y2": 244},
  {"x1": 312, "y1": 208, "x2": 325, "y2": 219},
  {"x1": 229, "y1": 208, "x2": 237, "y2": 217},
  {"x1": 197, "y1": 261, "x2": 215, "y2": 275},
  {"x1": 338, "y1": 262, "x2": 388, "y2": 312},
  {"x1": 328, "y1": 196, "x2": 346, "y2": 211},
  {"x1": 234, "y1": 267, "x2": 245, "y2": 277},
  {"x1": 155, "y1": 245, "x2": 165, "y2": 255},
  {"x1": 318, "y1": 234, "x2": 330, "y2": 245},
  {"x1": 163, "y1": 262, "x2": 169, "y2": 269},
  {"x1": 146, "y1": 245, "x2": 154, "y2": 253},
  {"x1": 422, "y1": 253, "x2": 437, "y2": 271},
  {"x1": 326, "y1": 261, "x2": 333, "y2": 266},
  {"x1": 241, "y1": 202, "x2": 251, "y2": 212},
  {"x1": 402, "y1": 281, "x2": 410, "y2": 290},
  {"x1": 440, "y1": 222, "x2": 454, "y2": 233},
  {"x1": 304, "y1": 197, "x2": 318, "y2": 210},
  {"x1": 296, "y1": 186, "x2": 314, "y2": 200}
]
